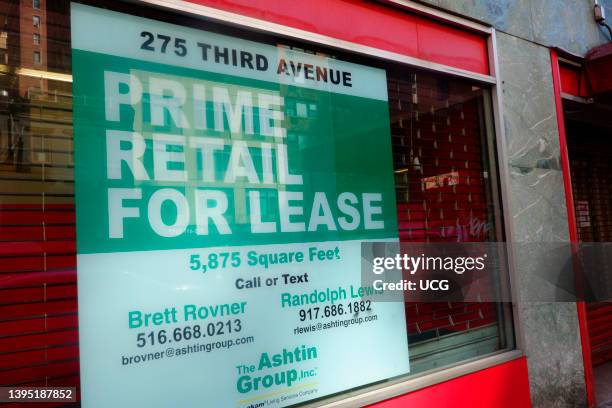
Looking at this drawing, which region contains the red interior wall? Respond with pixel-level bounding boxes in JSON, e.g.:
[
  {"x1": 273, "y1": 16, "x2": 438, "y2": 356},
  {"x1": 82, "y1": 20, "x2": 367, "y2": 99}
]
[{"x1": 559, "y1": 64, "x2": 582, "y2": 97}]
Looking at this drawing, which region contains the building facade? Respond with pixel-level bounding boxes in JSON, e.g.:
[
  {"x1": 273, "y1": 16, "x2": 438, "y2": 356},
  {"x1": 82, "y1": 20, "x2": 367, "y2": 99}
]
[{"x1": 0, "y1": 0, "x2": 611, "y2": 407}]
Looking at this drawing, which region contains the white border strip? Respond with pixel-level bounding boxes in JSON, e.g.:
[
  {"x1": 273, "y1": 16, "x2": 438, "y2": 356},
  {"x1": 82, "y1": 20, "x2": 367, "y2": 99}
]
[
  {"x1": 132, "y1": 0, "x2": 496, "y2": 84},
  {"x1": 558, "y1": 57, "x2": 582, "y2": 68},
  {"x1": 561, "y1": 92, "x2": 593, "y2": 104}
]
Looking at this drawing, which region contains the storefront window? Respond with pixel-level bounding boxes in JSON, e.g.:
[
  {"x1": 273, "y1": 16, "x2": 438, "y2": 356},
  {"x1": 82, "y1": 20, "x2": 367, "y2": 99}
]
[{"x1": 0, "y1": 1, "x2": 513, "y2": 406}]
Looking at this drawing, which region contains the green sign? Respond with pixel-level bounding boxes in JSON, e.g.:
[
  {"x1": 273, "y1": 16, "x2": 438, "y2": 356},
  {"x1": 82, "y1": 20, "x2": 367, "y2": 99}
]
[{"x1": 72, "y1": 3, "x2": 409, "y2": 407}]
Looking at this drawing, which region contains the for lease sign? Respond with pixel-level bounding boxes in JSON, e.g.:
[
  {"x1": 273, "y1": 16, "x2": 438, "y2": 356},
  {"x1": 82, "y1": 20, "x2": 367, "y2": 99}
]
[{"x1": 71, "y1": 3, "x2": 409, "y2": 407}]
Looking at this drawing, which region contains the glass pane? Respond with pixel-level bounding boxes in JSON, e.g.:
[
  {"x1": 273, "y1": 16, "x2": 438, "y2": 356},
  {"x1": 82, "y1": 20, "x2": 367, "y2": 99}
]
[
  {"x1": 387, "y1": 69, "x2": 512, "y2": 373},
  {"x1": 0, "y1": 0, "x2": 77, "y2": 392},
  {"x1": 0, "y1": 1, "x2": 514, "y2": 406}
]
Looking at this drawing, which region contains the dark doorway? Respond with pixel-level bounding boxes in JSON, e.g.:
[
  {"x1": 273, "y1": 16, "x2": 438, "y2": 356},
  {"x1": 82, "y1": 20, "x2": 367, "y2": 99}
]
[{"x1": 565, "y1": 100, "x2": 612, "y2": 406}]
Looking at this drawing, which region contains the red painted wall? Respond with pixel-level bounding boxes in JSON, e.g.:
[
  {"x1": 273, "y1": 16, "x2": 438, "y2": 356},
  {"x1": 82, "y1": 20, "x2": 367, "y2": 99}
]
[
  {"x1": 559, "y1": 64, "x2": 582, "y2": 97},
  {"x1": 369, "y1": 357, "x2": 531, "y2": 408},
  {"x1": 184, "y1": 0, "x2": 490, "y2": 75}
]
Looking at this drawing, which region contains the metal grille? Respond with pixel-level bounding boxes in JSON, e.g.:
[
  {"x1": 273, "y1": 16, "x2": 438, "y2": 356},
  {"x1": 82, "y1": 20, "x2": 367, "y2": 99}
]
[
  {"x1": 569, "y1": 130, "x2": 612, "y2": 367},
  {"x1": 387, "y1": 72, "x2": 499, "y2": 345}
]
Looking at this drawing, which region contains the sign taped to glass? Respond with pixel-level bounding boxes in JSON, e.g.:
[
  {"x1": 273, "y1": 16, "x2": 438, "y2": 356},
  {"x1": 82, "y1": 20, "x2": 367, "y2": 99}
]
[{"x1": 71, "y1": 3, "x2": 409, "y2": 407}]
